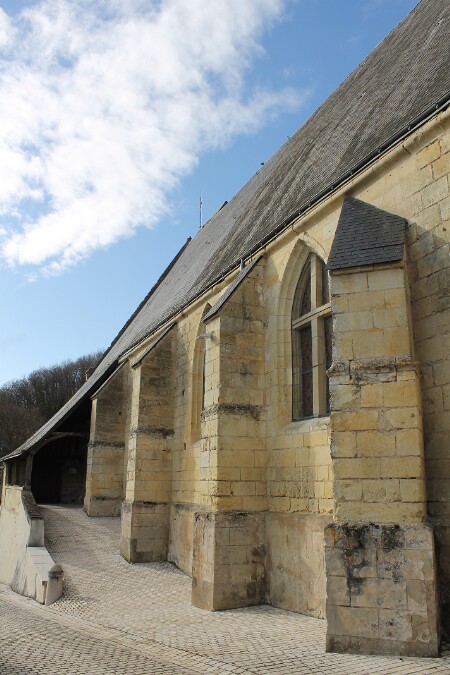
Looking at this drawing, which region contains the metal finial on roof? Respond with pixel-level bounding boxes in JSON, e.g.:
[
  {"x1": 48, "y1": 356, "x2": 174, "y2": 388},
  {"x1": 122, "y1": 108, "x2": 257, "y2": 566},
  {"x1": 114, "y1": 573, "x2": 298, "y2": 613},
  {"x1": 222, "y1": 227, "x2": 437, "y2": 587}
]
[{"x1": 240, "y1": 259, "x2": 244, "y2": 271}]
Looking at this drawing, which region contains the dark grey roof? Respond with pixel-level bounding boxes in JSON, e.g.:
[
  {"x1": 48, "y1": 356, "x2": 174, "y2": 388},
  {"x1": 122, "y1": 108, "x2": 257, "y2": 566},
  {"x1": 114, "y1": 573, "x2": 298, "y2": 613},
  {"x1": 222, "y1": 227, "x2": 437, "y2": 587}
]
[
  {"x1": 203, "y1": 257, "x2": 262, "y2": 322},
  {"x1": 5, "y1": 0, "x2": 450, "y2": 460},
  {"x1": 327, "y1": 197, "x2": 406, "y2": 270}
]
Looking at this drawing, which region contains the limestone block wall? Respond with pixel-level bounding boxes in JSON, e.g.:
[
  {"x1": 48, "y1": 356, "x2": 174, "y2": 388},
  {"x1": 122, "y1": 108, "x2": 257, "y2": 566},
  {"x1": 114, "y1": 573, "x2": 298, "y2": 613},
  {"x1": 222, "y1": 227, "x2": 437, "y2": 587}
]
[
  {"x1": 168, "y1": 305, "x2": 216, "y2": 574},
  {"x1": 120, "y1": 329, "x2": 175, "y2": 562},
  {"x1": 192, "y1": 263, "x2": 267, "y2": 610},
  {"x1": 168, "y1": 502, "x2": 196, "y2": 574},
  {"x1": 85, "y1": 365, "x2": 127, "y2": 516},
  {"x1": 403, "y1": 130, "x2": 450, "y2": 630},
  {"x1": 260, "y1": 240, "x2": 334, "y2": 617},
  {"x1": 325, "y1": 259, "x2": 439, "y2": 656},
  {"x1": 325, "y1": 523, "x2": 438, "y2": 657},
  {"x1": 199, "y1": 263, "x2": 267, "y2": 514},
  {"x1": 267, "y1": 422, "x2": 332, "y2": 515},
  {"x1": 250, "y1": 111, "x2": 447, "y2": 646},
  {"x1": 82, "y1": 109, "x2": 448, "y2": 647},
  {"x1": 266, "y1": 513, "x2": 331, "y2": 618},
  {"x1": 329, "y1": 265, "x2": 426, "y2": 524},
  {"x1": 192, "y1": 511, "x2": 265, "y2": 611},
  {"x1": 352, "y1": 111, "x2": 450, "y2": 633}
]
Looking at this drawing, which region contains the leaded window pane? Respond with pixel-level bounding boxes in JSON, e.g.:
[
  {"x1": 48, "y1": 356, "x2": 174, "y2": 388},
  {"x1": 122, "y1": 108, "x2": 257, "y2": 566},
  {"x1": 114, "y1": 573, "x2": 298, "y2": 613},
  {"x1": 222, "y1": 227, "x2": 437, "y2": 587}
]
[
  {"x1": 292, "y1": 329, "x2": 302, "y2": 419},
  {"x1": 292, "y1": 254, "x2": 332, "y2": 420},
  {"x1": 300, "y1": 325, "x2": 313, "y2": 417}
]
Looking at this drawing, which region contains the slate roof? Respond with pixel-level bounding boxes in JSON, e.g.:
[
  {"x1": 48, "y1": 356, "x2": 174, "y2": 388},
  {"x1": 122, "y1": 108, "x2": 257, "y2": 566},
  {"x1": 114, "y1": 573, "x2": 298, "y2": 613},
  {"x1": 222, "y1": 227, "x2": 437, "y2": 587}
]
[
  {"x1": 4, "y1": 0, "x2": 450, "y2": 460},
  {"x1": 327, "y1": 197, "x2": 406, "y2": 270}
]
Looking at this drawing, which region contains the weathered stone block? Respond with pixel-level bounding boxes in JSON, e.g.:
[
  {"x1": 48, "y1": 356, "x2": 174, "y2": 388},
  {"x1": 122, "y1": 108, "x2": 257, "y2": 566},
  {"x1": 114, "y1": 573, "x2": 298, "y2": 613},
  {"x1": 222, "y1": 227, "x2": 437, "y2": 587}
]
[
  {"x1": 266, "y1": 513, "x2": 330, "y2": 618},
  {"x1": 416, "y1": 140, "x2": 441, "y2": 169},
  {"x1": 120, "y1": 500, "x2": 169, "y2": 563},
  {"x1": 84, "y1": 495, "x2": 121, "y2": 517},
  {"x1": 192, "y1": 510, "x2": 265, "y2": 611},
  {"x1": 325, "y1": 523, "x2": 439, "y2": 656},
  {"x1": 327, "y1": 604, "x2": 379, "y2": 639},
  {"x1": 350, "y1": 578, "x2": 407, "y2": 609}
]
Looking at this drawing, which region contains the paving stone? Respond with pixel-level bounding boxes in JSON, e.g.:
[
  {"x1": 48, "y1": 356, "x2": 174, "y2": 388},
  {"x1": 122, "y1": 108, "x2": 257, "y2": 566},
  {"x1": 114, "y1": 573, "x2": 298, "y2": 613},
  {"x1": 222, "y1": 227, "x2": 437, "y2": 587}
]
[{"x1": 1, "y1": 505, "x2": 449, "y2": 674}]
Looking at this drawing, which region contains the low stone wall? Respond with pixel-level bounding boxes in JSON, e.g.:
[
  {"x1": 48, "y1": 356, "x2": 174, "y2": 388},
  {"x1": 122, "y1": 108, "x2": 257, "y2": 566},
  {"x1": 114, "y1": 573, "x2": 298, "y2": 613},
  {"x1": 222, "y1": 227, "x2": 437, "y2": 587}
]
[{"x1": 0, "y1": 486, "x2": 63, "y2": 605}]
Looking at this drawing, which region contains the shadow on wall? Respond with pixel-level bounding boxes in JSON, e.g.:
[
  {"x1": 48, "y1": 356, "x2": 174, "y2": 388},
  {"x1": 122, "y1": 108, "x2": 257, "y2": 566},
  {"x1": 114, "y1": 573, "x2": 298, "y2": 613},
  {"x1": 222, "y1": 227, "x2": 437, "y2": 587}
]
[
  {"x1": 407, "y1": 221, "x2": 450, "y2": 637},
  {"x1": 31, "y1": 437, "x2": 87, "y2": 505}
]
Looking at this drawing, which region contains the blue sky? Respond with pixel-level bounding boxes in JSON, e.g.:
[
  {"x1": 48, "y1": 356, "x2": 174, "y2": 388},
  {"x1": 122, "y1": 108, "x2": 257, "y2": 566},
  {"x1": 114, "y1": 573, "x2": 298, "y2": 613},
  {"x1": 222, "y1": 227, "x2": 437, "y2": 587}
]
[{"x1": 0, "y1": 0, "x2": 419, "y2": 385}]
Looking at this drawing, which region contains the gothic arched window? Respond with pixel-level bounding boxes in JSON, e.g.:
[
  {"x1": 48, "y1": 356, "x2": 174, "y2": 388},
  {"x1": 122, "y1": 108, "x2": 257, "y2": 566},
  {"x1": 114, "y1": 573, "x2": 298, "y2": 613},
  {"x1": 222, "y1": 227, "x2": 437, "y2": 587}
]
[
  {"x1": 292, "y1": 254, "x2": 332, "y2": 420},
  {"x1": 191, "y1": 304, "x2": 211, "y2": 441}
]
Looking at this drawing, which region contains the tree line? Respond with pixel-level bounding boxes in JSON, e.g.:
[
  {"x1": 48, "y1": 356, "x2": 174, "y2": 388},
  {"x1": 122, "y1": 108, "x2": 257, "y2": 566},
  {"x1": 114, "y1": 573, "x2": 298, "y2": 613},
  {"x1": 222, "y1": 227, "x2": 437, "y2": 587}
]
[{"x1": 0, "y1": 351, "x2": 103, "y2": 457}]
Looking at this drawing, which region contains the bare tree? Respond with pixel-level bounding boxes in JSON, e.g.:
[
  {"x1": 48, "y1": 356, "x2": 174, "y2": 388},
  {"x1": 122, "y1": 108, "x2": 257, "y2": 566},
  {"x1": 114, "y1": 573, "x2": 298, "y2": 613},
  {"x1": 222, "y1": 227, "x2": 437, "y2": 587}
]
[{"x1": 0, "y1": 350, "x2": 103, "y2": 457}]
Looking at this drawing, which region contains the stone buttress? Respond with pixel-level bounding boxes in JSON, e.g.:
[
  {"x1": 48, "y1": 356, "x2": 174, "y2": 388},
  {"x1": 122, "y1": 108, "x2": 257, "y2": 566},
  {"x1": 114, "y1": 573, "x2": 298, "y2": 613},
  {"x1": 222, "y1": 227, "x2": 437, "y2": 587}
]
[
  {"x1": 85, "y1": 364, "x2": 127, "y2": 516},
  {"x1": 120, "y1": 327, "x2": 176, "y2": 563},
  {"x1": 325, "y1": 198, "x2": 439, "y2": 656},
  {"x1": 191, "y1": 259, "x2": 267, "y2": 610}
]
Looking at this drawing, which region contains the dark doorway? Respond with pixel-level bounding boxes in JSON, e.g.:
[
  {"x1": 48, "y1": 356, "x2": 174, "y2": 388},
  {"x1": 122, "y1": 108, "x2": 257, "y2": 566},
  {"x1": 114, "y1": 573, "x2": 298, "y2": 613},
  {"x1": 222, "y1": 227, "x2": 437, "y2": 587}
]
[{"x1": 31, "y1": 436, "x2": 88, "y2": 504}]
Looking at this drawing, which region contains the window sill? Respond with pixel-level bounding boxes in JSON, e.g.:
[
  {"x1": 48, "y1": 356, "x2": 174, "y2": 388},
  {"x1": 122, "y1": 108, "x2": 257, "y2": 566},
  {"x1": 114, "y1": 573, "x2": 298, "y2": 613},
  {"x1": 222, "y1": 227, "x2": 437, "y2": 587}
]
[{"x1": 285, "y1": 415, "x2": 330, "y2": 435}]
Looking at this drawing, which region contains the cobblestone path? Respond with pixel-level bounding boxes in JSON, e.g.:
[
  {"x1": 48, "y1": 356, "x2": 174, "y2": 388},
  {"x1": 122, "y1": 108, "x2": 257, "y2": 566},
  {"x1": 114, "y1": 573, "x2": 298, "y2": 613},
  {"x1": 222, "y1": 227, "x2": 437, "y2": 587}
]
[{"x1": 1, "y1": 505, "x2": 449, "y2": 674}]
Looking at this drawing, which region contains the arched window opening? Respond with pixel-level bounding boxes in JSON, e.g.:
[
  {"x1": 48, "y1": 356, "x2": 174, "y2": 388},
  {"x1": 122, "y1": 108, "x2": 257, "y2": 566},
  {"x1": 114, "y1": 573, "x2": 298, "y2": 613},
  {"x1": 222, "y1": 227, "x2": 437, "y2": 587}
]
[
  {"x1": 292, "y1": 254, "x2": 331, "y2": 420},
  {"x1": 191, "y1": 304, "x2": 211, "y2": 442}
]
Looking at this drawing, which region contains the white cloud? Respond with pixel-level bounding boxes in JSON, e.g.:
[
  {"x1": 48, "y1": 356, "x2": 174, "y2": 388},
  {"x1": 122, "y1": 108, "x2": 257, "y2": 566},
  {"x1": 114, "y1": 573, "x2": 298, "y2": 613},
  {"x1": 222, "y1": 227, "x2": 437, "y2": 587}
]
[{"x1": 0, "y1": 0, "x2": 303, "y2": 275}]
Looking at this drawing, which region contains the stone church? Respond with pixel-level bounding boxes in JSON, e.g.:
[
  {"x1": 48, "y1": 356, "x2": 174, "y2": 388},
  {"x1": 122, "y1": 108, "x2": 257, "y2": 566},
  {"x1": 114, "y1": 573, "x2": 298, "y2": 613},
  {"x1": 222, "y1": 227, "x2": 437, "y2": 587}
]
[{"x1": 1, "y1": 0, "x2": 449, "y2": 658}]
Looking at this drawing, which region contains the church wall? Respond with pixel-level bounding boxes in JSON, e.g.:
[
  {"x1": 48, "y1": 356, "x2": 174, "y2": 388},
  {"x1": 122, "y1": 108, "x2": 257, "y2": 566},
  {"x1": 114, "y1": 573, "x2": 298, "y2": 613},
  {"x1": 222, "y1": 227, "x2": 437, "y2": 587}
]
[
  {"x1": 259, "y1": 240, "x2": 334, "y2": 616},
  {"x1": 324, "y1": 259, "x2": 438, "y2": 656},
  {"x1": 265, "y1": 512, "x2": 331, "y2": 618},
  {"x1": 404, "y1": 126, "x2": 450, "y2": 633},
  {"x1": 104, "y1": 108, "x2": 448, "y2": 649},
  {"x1": 168, "y1": 302, "x2": 220, "y2": 574},
  {"x1": 120, "y1": 330, "x2": 175, "y2": 562},
  {"x1": 192, "y1": 264, "x2": 267, "y2": 610},
  {"x1": 355, "y1": 111, "x2": 450, "y2": 636},
  {"x1": 265, "y1": 244, "x2": 332, "y2": 511},
  {"x1": 253, "y1": 109, "x2": 447, "y2": 636},
  {"x1": 168, "y1": 502, "x2": 196, "y2": 574},
  {"x1": 84, "y1": 365, "x2": 127, "y2": 516}
]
